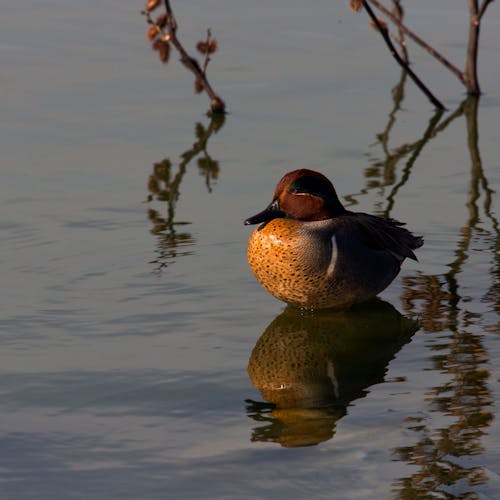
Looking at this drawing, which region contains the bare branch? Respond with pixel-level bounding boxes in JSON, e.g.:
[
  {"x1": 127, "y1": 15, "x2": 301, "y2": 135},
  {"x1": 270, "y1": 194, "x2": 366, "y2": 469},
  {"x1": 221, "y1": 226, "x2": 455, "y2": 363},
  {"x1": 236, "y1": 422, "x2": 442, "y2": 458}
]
[
  {"x1": 199, "y1": 29, "x2": 214, "y2": 74},
  {"x1": 478, "y1": 0, "x2": 494, "y2": 19},
  {"x1": 362, "y1": 1, "x2": 445, "y2": 109},
  {"x1": 391, "y1": 0, "x2": 408, "y2": 63},
  {"x1": 162, "y1": 1, "x2": 225, "y2": 113},
  {"x1": 142, "y1": 1, "x2": 226, "y2": 114},
  {"x1": 368, "y1": 0, "x2": 466, "y2": 86},
  {"x1": 466, "y1": 0, "x2": 481, "y2": 94}
]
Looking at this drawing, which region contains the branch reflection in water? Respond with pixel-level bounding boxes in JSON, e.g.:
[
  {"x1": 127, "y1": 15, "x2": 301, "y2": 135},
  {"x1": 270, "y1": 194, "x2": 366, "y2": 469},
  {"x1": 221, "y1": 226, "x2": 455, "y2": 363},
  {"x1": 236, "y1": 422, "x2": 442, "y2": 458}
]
[
  {"x1": 394, "y1": 98, "x2": 498, "y2": 498},
  {"x1": 145, "y1": 114, "x2": 225, "y2": 273},
  {"x1": 246, "y1": 300, "x2": 419, "y2": 448},
  {"x1": 351, "y1": 65, "x2": 497, "y2": 496}
]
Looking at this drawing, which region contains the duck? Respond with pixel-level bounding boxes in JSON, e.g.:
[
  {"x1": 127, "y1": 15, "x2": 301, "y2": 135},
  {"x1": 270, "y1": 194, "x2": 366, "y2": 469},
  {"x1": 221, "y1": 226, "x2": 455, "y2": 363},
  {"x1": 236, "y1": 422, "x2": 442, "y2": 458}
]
[{"x1": 244, "y1": 169, "x2": 423, "y2": 309}]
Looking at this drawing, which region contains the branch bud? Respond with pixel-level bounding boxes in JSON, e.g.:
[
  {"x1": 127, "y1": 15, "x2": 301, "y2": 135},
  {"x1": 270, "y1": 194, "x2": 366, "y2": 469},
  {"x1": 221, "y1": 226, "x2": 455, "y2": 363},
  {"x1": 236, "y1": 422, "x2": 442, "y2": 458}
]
[
  {"x1": 145, "y1": 0, "x2": 161, "y2": 12},
  {"x1": 349, "y1": 0, "x2": 363, "y2": 13}
]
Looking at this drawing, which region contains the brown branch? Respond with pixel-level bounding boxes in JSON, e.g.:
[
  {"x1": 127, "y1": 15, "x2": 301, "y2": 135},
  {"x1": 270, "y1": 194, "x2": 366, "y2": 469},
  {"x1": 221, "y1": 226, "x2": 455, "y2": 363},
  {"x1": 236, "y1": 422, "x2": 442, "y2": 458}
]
[
  {"x1": 478, "y1": 0, "x2": 494, "y2": 19},
  {"x1": 142, "y1": 1, "x2": 226, "y2": 114},
  {"x1": 163, "y1": 1, "x2": 225, "y2": 113},
  {"x1": 465, "y1": 0, "x2": 481, "y2": 94},
  {"x1": 200, "y1": 29, "x2": 213, "y2": 74},
  {"x1": 369, "y1": 0, "x2": 494, "y2": 95},
  {"x1": 362, "y1": 1, "x2": 445, "y2": 109},
  {"x1": 465, "y1": 0, "x2": 494, "y2": 94},
  {"x1": 368, "y1": 0, "x2": 466, "y2": 86},
  {"x1": 391, "y1": 0, "x2": 408, "y2": 63}
]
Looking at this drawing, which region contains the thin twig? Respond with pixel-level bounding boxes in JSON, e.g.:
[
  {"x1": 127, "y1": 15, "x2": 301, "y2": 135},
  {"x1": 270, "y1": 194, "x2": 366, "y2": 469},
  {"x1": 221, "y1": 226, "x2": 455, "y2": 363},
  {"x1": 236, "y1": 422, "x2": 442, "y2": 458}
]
[
  {"x1": 391, "y1": 0, "x2": 408, "y2": 63},
  {"x1": 362, "y1": 1, "x2": 445, "y2": 109},
  {"x1": 201, "y1": 29, "x2": 213, "y2": 74},
  {"x1": 478, "y1": 0, "x2": 494, "y2": 19},
  {"x1": 143, "y1": 1, "x2": 226, "y2": 114},
  {"x1": 163, "y1": 0, "x2": 225, "y2": 113},
  {"x1": 368, "y1": 0, "x2": 466, "y2": 86}
]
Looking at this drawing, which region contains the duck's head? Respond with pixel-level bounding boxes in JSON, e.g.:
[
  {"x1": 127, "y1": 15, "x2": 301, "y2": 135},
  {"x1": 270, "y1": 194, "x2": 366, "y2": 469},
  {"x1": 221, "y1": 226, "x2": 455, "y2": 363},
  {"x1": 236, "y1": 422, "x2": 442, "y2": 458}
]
[{"x1": 244, "y1": 169, "x2": 346, "y2": 225}]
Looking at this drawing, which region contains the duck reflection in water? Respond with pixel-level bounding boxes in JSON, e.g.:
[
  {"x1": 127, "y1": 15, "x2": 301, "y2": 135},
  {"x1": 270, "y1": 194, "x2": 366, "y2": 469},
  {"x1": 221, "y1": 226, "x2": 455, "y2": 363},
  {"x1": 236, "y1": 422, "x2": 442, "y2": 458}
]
[{"x1": 246, "y1": 299, "x2": 419, "y2": 447}]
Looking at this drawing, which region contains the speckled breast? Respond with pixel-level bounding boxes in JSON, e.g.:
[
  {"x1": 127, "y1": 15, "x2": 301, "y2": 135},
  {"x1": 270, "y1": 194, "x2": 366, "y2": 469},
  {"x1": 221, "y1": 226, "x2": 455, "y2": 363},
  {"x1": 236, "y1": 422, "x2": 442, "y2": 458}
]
[{"x1": 247, "y1": 218, "x2": 337, "y2": 308}]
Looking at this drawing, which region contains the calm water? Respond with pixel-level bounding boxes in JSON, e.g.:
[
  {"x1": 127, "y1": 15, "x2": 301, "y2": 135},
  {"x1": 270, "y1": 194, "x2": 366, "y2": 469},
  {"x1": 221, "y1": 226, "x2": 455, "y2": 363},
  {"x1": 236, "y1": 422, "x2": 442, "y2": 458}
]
[{"x1": 1, "y1": 1, "x2": 499, "y2": 498}]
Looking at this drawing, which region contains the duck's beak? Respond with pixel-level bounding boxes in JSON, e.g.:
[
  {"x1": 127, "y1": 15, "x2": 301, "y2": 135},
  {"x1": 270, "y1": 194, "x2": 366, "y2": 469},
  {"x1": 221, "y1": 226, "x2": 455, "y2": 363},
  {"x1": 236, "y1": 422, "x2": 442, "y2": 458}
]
[{"x1": 244, "y1": 199, "x2": 286, "y2": 225}]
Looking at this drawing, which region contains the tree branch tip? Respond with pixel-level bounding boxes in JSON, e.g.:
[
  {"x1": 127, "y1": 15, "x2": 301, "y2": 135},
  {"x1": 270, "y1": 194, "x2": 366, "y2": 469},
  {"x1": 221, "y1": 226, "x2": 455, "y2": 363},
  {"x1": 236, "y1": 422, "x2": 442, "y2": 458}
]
[{"x1": 210, "y1": 97, "x2": 226, "y2": 115}]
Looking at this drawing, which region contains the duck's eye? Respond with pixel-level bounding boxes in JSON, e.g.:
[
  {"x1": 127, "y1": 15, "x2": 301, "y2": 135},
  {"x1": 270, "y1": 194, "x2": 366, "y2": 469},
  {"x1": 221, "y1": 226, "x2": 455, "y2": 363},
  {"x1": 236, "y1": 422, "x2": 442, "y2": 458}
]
[
  {"x1": 289, "y1": 176, "x2": 320, "y2": 195},
  {"x1": 289, "y1": 177, "x2": 323, "y2": 197}
]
